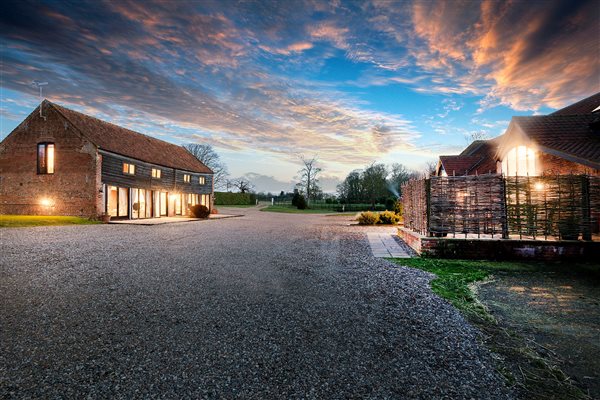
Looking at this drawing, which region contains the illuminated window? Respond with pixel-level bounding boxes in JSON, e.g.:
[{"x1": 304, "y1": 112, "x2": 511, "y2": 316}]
[
  {"x1": 198, "y1": 176, "x2": 206, "y2": 185},
  {"x1": 151, "y1": 168, "x2": 161, "y2": 179},
  {"x1": 501, "y1": 145, "x2": 538, "y2": 176},
  {"x1": 122, "y1": 163, "x2": 135, "y2": 175},
  {"x1": 183, "y1": 174, "x2": 191, "y2": 183},
  {"x1": 37, "y1": 143, "x2": 55, "y2": 174}
]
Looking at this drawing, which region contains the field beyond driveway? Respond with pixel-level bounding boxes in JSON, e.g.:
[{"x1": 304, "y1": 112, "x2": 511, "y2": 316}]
[{"x1": 0, "y1": 208, "x2": 512, "y2": 399}]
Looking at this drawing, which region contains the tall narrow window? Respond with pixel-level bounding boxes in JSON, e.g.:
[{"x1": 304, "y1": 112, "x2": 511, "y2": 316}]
[
  {"x1": 37, "y1": 143, "x2": 55, "y2": 174},
  {"x1": 183, "y1": 174, "x2": 191, "y2": 183},
  {"x1": 152, "y1": 168, "x2": 161, "y2": 179},
  {"x1": 122, "y1": 162, "x2": 135, "y2": 175},
  {"x1": 198, "y1": 176, "x2": 206, "y2": 185}
]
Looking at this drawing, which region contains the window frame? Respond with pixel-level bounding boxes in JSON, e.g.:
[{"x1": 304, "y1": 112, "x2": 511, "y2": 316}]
[
  {"x1": 37, "y1": 142, "x2": 55, "y2": 175},
  {"x1": 183, "y1": 174, "x2": 191, "y2": 183},
  {"x1": 198, "y1": 176, "x2": 206, "y2": 185},
  {"x1": 122, "y1": 162, "x2": 136, "y2": 175},
  {"x1": 151, "y1": 168, "x2": 162, "y2": 179}
]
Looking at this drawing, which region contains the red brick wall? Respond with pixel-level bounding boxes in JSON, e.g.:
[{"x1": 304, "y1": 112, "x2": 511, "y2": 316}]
[
  {"x1": 539, "y1": 152, "x2": 600, "y2": 176},
  {"x1": 0, "y1": 102, "x2": 102, "y2": 217}
]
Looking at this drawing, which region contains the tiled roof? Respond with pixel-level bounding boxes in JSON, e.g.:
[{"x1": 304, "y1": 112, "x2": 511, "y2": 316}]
[
  {"x1": 551, "y1": 92, "x2": 600, "y2": 116},
  {"x1": 48, "y1": 101, "x2": 212, "y2": 173},
  {"x1": 437, "y1": 136, "x2": 501, "y2": 176},
  {"x1": 439, "y1": 155, "x2": 484, "y2": 176},
  {"x1": 512, "y1": 114, "x2": 600, "y2": 169}
]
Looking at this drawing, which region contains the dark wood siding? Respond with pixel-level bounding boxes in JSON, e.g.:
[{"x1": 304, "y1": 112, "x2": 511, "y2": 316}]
[{"x1": 101, "y1": 151, "x2": 212, "y2": 194}]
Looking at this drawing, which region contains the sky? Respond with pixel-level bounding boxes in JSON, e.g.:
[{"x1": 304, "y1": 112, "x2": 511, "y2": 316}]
[{"x1": 1, "y1": 0, "x2": 599, "y2": 193}]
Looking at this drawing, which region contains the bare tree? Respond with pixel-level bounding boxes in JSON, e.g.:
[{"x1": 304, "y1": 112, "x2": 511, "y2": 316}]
[
  {"x1": 184, "y1": 143, "x2": 229, "y2": 190},
  {"x1": 232, "y1": 178, "x2": 254, "y2": 193},
  {"x1": 297, "y1": 155, "x2": 322, "y2": 206}
]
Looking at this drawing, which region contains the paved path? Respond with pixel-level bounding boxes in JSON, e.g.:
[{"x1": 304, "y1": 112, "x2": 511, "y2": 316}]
[
  {"x1": 367, "y1": 230, "x2": 413, "y2": 258},
  {"x1": 0, "y1": 208, "x2": 511, "y2": 399}
]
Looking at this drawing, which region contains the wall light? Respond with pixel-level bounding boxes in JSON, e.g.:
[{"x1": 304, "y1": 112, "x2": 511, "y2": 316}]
[
  {"x1": 40, "y1": 198, "x2": 52, "y2": 207},
  {"x1": 534, "y1": 182, "x2": 545, "y2": 191}
]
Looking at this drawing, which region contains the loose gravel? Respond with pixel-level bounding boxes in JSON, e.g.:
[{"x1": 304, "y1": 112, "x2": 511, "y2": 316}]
[{"x1": 0, "y1": 208, "x2": 513, "y2": 399}]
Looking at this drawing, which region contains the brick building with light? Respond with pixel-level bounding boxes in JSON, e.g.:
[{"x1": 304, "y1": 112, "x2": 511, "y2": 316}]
[
  {"x1": 0, "y1": 100, "x2": 213, "y2": 218},
  {"x1": 435, "y1": 92, "x2": 600, "y2": 177}
]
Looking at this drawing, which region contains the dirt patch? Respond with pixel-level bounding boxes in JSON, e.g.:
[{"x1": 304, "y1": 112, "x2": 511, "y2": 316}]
[{"x1": 477, "y1": 271, "x2": 600, "y2": 399}]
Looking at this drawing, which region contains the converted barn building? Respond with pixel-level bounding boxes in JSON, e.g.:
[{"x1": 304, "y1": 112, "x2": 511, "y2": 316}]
[{"x1": 0, "y1": 100, "x2": 213, "y2": 219}]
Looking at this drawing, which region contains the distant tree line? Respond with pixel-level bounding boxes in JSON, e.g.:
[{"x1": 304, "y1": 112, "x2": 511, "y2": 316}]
[{"x1": 337, "y1": 163, "x2": 418, "y2": 207}]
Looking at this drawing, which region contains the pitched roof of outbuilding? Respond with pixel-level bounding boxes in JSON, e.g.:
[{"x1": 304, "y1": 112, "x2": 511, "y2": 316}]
[
  {"x1": 47, "y1": 101, "x2": 212, "y2": 174},
  {"x1": 438, "y1": 136, "x2": 501, "y2": 176},
  {"x1": 438, "y1": 155, "x2": 483, "y2": 176},
  {"x1": 550, "y1": 92, "x2": 600, "y2": 115},
  {"x1": 510, "y1": 114, "x2": 600, "y2": 169}
]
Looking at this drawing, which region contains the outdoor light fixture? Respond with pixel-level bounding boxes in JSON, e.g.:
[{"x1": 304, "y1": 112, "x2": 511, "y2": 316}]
[
  {"x1": 534, "y1": 182, "x2": 545, "y2": 191},
  {"x1": 40, "y1": 198, "x2": 52, "y2": 207}
]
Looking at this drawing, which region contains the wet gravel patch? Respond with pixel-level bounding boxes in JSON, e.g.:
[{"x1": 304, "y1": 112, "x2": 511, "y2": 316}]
[{"x1": 1, "y1": 210, "x2": 512, "y2": 398}]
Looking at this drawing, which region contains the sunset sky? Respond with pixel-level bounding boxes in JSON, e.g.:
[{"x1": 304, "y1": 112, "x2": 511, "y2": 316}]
[{"x1": 1, "y1": 0, "x2": 599, "y2": 192}]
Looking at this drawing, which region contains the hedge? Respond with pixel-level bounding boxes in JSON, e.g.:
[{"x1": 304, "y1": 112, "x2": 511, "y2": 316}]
[{"x1": 214, "y1": 192, "x2": 257, "y2": 205}]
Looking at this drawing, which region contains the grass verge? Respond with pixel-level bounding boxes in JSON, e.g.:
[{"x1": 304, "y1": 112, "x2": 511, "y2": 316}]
[
  {"x1": 0, "y1": 215, "x2": 100, "y2": 228},
  {"x1": 260, "y1": 205, "x2": 349, "y2": 214},
  {"x1": 389, "y1": 257, "x2": 595, "y2": 399},
  {"x1": 216, "y1": 204, "x2": 257, "y2": 208}
]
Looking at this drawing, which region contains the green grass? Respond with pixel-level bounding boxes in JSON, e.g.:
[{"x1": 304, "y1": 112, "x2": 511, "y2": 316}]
[
  {"x1": 388, "y1": 258, "x2": 543, "y2": 320},
  {"x1": 216, "y1": 204, "x2": 257, "y2": 208},
  {"x1": 0, "y1": 215, "x2": 100, "y2": 228},
  {"x1": 260, "y1": 205, "x2": 346, "y2": 214}
]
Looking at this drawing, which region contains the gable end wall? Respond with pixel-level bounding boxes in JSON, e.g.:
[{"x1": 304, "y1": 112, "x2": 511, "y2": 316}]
[{"x1": 0, "y1": 103, "x2": 102, "y2": 216}]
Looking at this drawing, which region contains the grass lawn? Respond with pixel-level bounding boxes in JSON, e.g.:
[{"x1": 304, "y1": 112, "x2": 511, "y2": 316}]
[
  {"x1": 217, "y1": 204, "x2": 257, "y2": 208},
  {"x1": 390, "y1": 257, "x2": 599, "y2": 399},
  {"x1": 260, "y1": 205, "x2": 347, "y2": 214},
  {"x1": 389, "y1": 258, "x2": 539, "y2": 321},
  {"x1": 0, "y1": 215, "x2": 100, "y2": 228}
]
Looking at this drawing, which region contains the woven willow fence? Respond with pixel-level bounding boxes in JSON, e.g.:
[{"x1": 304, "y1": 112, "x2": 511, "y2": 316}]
[{"x1": 402, "y1": 174, "x2": 600, "y2": 241}]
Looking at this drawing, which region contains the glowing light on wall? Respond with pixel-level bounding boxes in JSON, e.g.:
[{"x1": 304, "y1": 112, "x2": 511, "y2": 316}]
[
  {"x1": 501, "y1": 146, "x2": 538, "y2": 176},
  {"x1": 40, "y1": 198, "x2": 52, "y2": 206}
]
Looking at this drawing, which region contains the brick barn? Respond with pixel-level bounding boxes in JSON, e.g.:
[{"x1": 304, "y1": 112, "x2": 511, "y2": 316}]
[{"x1": 0, "y1": 100, "x2": 214, "y2": 219}]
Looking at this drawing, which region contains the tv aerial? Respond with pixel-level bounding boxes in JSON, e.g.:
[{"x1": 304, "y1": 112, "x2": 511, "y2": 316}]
[{"x1": 31, "y1": 81, "x2": 48, "y2": 118}]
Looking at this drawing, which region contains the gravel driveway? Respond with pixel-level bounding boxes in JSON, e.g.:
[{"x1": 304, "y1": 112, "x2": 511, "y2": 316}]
[{"x1": 1, "y1": 208, "x2": 512, "y2": 399}]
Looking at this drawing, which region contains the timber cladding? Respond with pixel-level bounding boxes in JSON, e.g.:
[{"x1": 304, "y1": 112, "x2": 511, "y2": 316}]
[{"x1": 100, "y1": 151, "x2": 212, "y2": 195}]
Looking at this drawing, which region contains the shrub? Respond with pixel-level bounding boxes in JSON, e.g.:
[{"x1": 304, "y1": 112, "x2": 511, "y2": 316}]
[
  {"x1": 378, "y1": 210, "x2": 400, "y2": 225},
  {"x1": 291, "y1": 191, "x2": 300, "y2": 206},
  {"x1": 190, "y1": 204, "x2": 210, "y2": 218},
  {"x1": 296, "y1": 195, "x2": 308, "y2": 210},
  {"x1": 394, "y1": 200, "x2": 403, "y2": 216},
  {"x1": 358, "y1": 211, "x2": 379, "y2": 225}
]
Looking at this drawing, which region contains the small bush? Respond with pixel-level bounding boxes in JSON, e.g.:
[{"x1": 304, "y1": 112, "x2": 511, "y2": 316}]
[
  {"x1": 378, "y1": 210, "x2": 400, "y2": 225},
  {"x1": 190, "y1": 204, "x2": 210, "y2": 218},
  {"x1": 291, "y1": 191, "x2": 300, "y2": 207},
  {"x1": 296, "y1": 195, "x2": 308, "y2": 210},
  {"x1": 358, "y1": 211, "x2": 379, "y2": 225},
  {"x1": 394, "y1": 200, "x2": 403, "y2": 216}
]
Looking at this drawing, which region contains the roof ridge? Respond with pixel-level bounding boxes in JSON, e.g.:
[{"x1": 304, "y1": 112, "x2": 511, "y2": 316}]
[{"x1": 43, "y1": 100, "x2": 212, "y2": 174}]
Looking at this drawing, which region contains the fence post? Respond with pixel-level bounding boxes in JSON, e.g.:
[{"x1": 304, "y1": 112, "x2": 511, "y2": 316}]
[
  {"x1": 582, "y1": 175, "x2": 592, "y2": 241},
  {"x1": 425, "y1": 178, "x2": 431, "y2": 236},
  {"x1": 501, "y1": 175, "x2": 509, "y2": 239}
]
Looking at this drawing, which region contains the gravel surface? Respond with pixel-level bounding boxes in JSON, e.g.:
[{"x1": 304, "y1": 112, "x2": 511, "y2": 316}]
[{"x1": 1, "y1": 208, "x2": 512, "y2": 399}]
